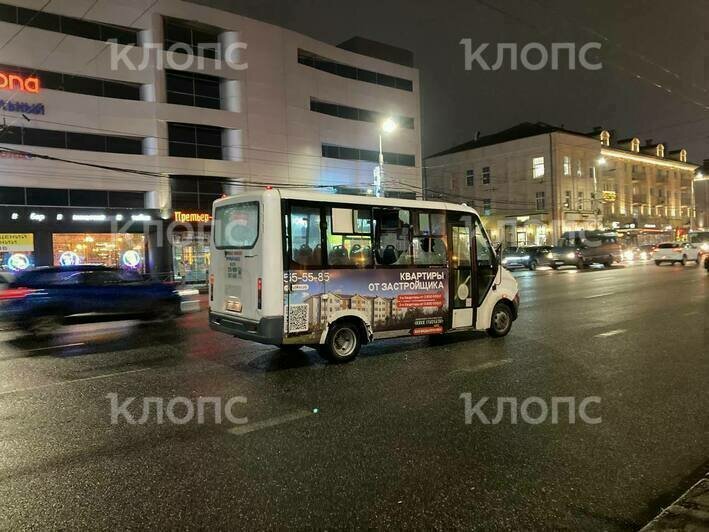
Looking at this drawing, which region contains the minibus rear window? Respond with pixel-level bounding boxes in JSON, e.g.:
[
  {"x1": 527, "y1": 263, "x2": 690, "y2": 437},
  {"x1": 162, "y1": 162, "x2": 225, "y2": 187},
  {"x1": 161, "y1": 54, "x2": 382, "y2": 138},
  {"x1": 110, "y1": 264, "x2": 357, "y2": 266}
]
[{"x1": 214, "y1": 202, "x2": 259, "y2": 249}]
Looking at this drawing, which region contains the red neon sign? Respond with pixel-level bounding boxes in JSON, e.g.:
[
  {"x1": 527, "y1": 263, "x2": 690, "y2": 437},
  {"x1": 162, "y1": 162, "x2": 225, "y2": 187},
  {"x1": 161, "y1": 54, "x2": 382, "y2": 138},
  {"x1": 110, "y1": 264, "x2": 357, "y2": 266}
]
[{"x1": 0, "y1": 72, "x2": 40, "y2": 94}]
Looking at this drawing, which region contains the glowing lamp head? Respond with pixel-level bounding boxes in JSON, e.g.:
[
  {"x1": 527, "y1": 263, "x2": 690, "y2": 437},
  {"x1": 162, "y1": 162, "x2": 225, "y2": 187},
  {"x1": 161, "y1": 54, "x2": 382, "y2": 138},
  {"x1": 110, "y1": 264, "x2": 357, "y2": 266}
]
[
  {"x1": 381, "y1": 118, "x2": 398, "y2": 134},
  {"x1": 597, "y1": 157, "x2": 607, "y2": 165}
]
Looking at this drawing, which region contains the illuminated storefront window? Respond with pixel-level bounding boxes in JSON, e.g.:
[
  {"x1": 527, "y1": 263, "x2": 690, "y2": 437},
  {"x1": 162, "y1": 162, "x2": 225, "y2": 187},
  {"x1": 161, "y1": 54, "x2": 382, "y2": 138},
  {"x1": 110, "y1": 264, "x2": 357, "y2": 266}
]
[
  {"x1": 172, "y1": 233, "x2": 210, "y2": 284},
  {"x1": 52, "y1": 233, "x2": 146, "y2": 272},
  {"x1": 0, "y1": 233, "x2": 35, "y2": 272}
]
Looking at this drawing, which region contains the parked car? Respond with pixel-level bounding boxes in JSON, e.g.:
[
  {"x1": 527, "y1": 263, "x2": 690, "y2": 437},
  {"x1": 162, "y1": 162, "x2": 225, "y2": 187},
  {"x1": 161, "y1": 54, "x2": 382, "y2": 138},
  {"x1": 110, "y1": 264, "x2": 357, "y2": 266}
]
[
  {"x1": 502, "y1": 246, "x2": 553, "y2": 270},
  {"x1": 548, "y1": 231, "x2": 622, "y2": 269},
  {"x1": 0, "y1": 265, "x2": 182, "y2": 335},
  {"x1": 652, "y1": 242, "x2": 701, "y2": 266}
]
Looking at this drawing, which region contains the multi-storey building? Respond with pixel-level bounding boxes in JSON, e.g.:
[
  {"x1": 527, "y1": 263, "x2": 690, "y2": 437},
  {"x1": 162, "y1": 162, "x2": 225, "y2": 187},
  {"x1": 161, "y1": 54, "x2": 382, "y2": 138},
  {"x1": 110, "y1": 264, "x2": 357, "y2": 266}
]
[
  {"x1": 0, "y1": 0, "x2": 422, "y2": 282},
  {"x1": 425, "y1": 122, "x2": 699, "y2": 246}
]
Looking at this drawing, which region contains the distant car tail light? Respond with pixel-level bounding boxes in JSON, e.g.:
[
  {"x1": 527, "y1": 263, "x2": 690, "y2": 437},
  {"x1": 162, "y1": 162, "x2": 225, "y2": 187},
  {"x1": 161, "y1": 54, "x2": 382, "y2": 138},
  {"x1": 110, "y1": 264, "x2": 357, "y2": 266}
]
[
  {"x1": 257, "y1": 277, "x2": 262, "y2": 310},
  {"x1": 0, "y1": 287, "x2": 35, "y2": 300}
]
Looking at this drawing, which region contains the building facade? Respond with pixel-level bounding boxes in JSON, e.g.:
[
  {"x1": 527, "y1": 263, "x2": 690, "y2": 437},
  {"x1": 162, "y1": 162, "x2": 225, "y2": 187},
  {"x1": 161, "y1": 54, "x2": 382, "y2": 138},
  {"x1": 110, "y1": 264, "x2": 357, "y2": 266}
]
[
  {"x1": 425, "y1": 123, "x2": 699, "y2": 246},
  {"x1": 0, "y1": 0, "x2": 422, "y2": 281}
]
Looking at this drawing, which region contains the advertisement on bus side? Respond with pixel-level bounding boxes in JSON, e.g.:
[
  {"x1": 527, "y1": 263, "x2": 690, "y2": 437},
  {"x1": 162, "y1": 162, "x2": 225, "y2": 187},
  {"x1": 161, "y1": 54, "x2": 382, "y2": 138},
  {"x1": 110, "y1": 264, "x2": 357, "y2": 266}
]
[{"x1": 283, "y1": 268, "x2": 449, "y2": 343}]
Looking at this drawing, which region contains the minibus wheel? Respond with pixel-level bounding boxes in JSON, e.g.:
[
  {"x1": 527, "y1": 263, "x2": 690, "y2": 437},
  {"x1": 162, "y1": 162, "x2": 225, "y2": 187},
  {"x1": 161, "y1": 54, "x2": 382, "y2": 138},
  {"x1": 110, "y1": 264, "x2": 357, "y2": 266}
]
[
  {"x1": 320, "y1": 321, "x2": 362, "y2": 363},
  {"x1": 487, "y1": 303, "x2": 512, "y2": 338}
]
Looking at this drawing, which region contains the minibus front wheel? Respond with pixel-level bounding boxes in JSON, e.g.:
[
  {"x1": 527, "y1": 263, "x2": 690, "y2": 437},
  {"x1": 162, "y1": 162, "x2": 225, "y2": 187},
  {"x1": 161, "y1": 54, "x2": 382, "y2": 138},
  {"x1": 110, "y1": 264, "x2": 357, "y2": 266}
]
[{"x1": 319, "y1": 319, "x2": 364, "y2": 363}]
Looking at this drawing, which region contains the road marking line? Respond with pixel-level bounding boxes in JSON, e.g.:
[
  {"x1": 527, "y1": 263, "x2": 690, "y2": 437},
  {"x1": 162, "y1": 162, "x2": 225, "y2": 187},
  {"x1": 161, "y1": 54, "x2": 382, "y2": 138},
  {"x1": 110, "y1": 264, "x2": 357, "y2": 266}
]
[
  {"x1": 26, "y1": 343, "x2": 85, "y2": 352},
  {"x1": 447, "y1": 358, "x2": 513, "y2": 377},
  {"x1": 683, "y1": 311, "x2": 700, "y2": 316},
  {"x1": 228, "y1": 409, "x2": 313, "y2": 436},
  {"x1": 594, "y1": 329, "x2": 627, "y2": 338},
  {"x1": 585, "y1": 292, "x2": 615, "y2": 299},
  {"x1": 0, "y1": 367, "x2": 153, "y2": 397}
]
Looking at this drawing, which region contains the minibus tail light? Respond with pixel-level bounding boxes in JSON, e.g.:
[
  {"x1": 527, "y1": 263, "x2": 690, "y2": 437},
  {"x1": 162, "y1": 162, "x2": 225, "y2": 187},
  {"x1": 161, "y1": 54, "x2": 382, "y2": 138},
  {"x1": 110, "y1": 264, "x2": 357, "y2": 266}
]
[{"x1": 257, "y1": 277, "x2": 262, "y2": 310}]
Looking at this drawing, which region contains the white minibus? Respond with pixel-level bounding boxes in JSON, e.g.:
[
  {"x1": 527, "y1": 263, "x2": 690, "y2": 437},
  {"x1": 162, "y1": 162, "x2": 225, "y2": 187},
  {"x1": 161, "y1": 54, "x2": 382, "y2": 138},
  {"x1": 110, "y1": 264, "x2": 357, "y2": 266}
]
[{"x1": 209, "y1": 188, "x2": 519, "y2": 362}]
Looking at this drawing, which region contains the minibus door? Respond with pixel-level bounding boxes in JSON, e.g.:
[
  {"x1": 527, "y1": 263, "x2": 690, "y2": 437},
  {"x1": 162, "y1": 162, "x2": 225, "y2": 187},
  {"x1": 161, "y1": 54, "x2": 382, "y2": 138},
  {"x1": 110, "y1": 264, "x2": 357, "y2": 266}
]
[{"x1": 448, "y1": 218, "x2": 474, "y2": 329}]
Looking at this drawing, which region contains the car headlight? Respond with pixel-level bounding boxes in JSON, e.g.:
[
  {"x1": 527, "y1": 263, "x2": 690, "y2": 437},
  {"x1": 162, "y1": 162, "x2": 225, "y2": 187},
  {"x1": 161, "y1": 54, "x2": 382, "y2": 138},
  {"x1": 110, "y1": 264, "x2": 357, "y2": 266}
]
[
  {"x1": 702, "y1": 243, "x2": 709, "y2": 252},
  {"x1": 639, "y1": 251, "x2": 648, "y2": 260},
  {"x1": 547, "y1": 252, "x2": 554, "y2": 259},
  {"x1": 623, "y1": 250, "x2": 635, "y2": 261},
  {"x1": 502, "y1": 257, "x2": 509, "y2": 263},
  {"x1": 566, "y1": 252, "x2": 576, "y2": 259}
]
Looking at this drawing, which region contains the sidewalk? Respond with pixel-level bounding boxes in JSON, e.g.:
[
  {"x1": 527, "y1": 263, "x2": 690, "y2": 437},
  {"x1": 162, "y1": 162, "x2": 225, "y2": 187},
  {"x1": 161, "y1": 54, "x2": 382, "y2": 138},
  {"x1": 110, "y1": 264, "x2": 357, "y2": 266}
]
[{"x1": 641, "y1": 475, "x2": 709, "y2": 531}]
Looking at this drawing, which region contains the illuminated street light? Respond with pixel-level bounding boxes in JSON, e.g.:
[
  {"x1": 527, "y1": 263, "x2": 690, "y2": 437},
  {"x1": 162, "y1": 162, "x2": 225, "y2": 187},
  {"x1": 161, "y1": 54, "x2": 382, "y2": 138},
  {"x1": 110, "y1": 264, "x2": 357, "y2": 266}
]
[{"x1": 375, "y1": 117, "x2": 398, "y2": 197}]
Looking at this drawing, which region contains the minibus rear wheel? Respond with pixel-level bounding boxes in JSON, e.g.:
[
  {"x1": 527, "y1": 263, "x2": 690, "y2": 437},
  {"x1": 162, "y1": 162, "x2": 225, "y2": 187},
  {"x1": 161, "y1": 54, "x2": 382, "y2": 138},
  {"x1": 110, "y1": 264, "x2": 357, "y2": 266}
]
[{"x1": 320, "y1": 320, "x2": 362, "y2": 363}]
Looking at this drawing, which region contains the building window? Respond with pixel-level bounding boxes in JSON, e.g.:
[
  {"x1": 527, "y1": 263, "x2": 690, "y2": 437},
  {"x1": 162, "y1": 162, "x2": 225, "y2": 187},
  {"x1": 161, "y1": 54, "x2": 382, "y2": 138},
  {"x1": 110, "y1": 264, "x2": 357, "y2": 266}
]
[
  {"x1": 321, "y1": 144, "x2": 415, "y2": 167},
  {"x1": 170, "y1": 175, "x2": 228, "y2": 210},
  {"x1": 465, "y1": 169, "x2": 474, "y2": 186},
  {"x1": 679, "y1": 149, "x2": 687, "y2": 163},
  {"x1": 0, "y1": 2, "x2": 137, "y2": 45},
  {"x1": 535, "y1": 191, "x2": 545, "y2": 210},
  {"x1": 163, "y1": 18, "x2": 220, "y2": 59},
  {"x1": 482, "y1": 166, "x2": 491, "y2": 184},
  {"x1": 168, "y1": 122, "x2": 223, "y2": 160},
  {"x1": 564, "y1": 190, "x2": 572, "y2": 209},
  {"x1": 532, "y1": 156, "x2": 545, "y2": 179},
  {"x1": 577, "y1": 191, "x2": 584, "y2": 210},
  {"x1": 0, "y1": 64, "x2": 141, "y2": 100},
  {"x1": 0, "y1": 126, "x2": 142, "y2": 154},
  {"x1": 298, "y1": 49, "x2": 413, "y2": 92},
  {"x1": 0, "y1": 187, "x2": 145, "y2": 207},
  {"x1": 310, "y1": 99, "x2": 414, "y2": 129},
  {"x1": 563, "y1": 156, "x2": 571, "y2": 176},
  {"x1": 600, "y1": 130, "x2": 610, "y2": 146},
  {"x1": 631, "y1": 138, "x2": 640, "y2": 152},
  {"x1": 482, "y1": 199, "x2": 491, "y2": 216},
  {"x1": 166, "y1": 70, "x2": 221, "y2": 109},
  {"x1": 656, "y1": 144, "x2": 665, "y2": 158}
]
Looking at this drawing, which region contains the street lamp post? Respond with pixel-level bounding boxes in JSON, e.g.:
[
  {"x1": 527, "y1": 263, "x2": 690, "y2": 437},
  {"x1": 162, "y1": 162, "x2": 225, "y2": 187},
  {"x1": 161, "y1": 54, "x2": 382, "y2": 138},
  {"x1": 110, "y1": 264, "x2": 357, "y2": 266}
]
[
  {"x1": 375, "y1": 117, "x2": 398, "y2": 198},
  {"x1": 691, "y1": 172, "x2": 707, "y2": 230},
  {"x1": 592, "y1": 157, "x2": 606, "y2": 230}
]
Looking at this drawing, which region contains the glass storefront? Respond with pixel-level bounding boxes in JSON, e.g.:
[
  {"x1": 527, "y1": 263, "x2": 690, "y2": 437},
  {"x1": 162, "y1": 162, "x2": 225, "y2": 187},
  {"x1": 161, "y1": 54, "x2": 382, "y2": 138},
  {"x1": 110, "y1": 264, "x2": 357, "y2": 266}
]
[
  {"x1": 0, "y1": 233, "x2": 35, "y2": 272},
  {"x1": 172, "y1": 232, "x2": 210, "y2": 284},
  {"x1": 52, "y1": 233, "x2": 146, "y2": 272}
]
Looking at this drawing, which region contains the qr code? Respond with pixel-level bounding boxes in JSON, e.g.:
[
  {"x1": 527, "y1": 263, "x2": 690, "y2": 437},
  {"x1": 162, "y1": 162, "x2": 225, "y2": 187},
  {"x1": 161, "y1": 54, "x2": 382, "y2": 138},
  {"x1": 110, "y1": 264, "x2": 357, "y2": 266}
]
[{"x1": 287, "y1": 304, "x2": 310, "y2": 333}]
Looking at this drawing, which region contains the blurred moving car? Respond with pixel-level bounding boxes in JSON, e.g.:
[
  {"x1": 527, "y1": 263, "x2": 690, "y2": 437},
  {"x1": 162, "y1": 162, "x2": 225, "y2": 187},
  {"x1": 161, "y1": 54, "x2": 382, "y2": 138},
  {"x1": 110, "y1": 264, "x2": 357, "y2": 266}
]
[
  {"x1": 652, "y1": 242, "x2": 701, "y2": 266},
  {"x1": 548, "y1": 231, "x2": 622, "y2": 269},
  {"x1": 622, "y1": 244, "x2": 655, "y2": 262},
  {"x1": 0, "y1": 265, "x2": 181, "y2": 335},
  {"x1": 501, "y1": 246, "x2": 553, "y2": 270}
]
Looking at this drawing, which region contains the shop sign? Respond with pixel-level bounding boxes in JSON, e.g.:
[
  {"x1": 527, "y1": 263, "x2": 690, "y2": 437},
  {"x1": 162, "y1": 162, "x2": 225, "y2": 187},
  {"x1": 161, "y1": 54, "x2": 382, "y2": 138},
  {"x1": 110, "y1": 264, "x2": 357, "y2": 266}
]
[
  {"x1": 0, "y1": 72, "x2": 40, "y2": 93},
  {"x1": 0, "y1": 99, "x2": 44, "y2": 115},
  {"x1": 174, "y1": 211, "x2": 212, "y2": 223},
  {"x1": 0, "y1": 233, "x2": 34, "y2": 252},
  {"x1": 602, "y1": 191, "x2": 617, "y2": 202}
]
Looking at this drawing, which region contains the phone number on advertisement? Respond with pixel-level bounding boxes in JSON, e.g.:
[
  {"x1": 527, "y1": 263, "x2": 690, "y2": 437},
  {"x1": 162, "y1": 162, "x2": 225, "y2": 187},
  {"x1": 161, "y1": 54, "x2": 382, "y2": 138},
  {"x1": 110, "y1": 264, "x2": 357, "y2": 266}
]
[{"x1": 284, "y1": 272, "x2": 331, "y2": 283}]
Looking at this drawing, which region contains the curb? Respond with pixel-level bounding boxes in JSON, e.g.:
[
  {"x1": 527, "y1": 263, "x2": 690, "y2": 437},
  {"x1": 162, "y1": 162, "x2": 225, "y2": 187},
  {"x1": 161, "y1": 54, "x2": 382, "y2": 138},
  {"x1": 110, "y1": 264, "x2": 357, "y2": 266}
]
[{"x1": 640, "y1": 476, "x2": 709, "y2": 531}]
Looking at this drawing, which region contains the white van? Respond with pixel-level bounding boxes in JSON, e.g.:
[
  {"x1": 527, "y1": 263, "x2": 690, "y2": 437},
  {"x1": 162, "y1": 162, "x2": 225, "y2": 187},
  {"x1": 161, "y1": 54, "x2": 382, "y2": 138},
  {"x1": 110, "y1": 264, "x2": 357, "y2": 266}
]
[{"x1": 209, "y1": 188, "x2": 519, "y2": 362}]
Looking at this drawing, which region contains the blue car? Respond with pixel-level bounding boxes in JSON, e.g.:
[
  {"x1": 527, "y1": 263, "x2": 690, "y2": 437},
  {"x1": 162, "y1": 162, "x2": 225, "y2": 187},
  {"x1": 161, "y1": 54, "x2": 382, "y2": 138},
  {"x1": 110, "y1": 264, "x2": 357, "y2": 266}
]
[{"x1": 0, "y1": 265, "x2": 181, "y2": 335}]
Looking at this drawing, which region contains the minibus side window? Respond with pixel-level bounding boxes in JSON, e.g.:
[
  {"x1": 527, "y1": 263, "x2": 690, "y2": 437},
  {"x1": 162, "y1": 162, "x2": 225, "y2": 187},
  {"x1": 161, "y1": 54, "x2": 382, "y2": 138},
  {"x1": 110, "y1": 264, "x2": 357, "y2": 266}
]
[
  {"x1": 373, "y1": 208, "x2": 412, "y2": 266},
  {"x1": 412, "y1": 211, "x2": 447, "y2": 266},
  {"x1": 325, "y1": 207, "x2": 373, "y2": 267},
  {"x1": 289, "y1": 204, "x2": 323, "y2": 267}
]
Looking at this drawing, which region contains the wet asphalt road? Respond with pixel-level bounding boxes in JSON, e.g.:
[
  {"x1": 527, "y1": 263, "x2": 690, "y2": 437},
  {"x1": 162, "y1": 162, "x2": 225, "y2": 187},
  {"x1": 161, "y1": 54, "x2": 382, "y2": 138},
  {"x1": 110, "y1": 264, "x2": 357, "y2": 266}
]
[{"x1": 0, "y1": 261, "x2": 706, "y2": 530}]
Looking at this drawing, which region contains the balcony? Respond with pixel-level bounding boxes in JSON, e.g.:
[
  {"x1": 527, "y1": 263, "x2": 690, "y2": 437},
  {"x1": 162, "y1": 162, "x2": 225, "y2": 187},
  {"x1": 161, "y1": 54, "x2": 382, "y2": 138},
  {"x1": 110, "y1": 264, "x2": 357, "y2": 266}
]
[{"x1": 632, "y1": 194, "x2": 646, "y2": 205}]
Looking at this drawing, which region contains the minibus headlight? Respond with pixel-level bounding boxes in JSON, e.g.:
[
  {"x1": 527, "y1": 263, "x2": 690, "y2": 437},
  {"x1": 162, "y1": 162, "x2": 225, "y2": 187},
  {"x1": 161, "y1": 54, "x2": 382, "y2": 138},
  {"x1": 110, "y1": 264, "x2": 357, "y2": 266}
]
[{"x1": 566, "y1": 252, "x2": 576, "y2": 259}]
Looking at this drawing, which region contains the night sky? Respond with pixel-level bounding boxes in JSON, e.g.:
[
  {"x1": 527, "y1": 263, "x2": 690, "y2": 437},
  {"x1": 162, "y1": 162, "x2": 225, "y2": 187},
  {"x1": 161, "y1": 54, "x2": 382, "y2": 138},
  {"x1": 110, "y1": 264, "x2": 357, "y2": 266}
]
[{"x1": 196, "y1": 0, "x2": 708, "y2": 164}]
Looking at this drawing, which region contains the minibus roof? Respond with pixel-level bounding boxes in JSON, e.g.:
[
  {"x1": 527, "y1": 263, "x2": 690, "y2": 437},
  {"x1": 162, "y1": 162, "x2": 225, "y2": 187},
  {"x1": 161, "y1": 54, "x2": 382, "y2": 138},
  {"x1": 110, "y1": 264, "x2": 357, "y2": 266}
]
[{"x1": 214, "y1": 188, "x2": 479, "y2": 215}]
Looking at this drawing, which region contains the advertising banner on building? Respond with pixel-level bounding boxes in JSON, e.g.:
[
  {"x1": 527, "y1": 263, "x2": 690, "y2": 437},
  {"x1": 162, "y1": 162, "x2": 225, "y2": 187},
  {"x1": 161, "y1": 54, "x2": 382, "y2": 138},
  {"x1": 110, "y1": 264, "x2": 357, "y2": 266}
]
[{"x1": 283, "y1": 268, "x2": 449, "y2": 343}]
